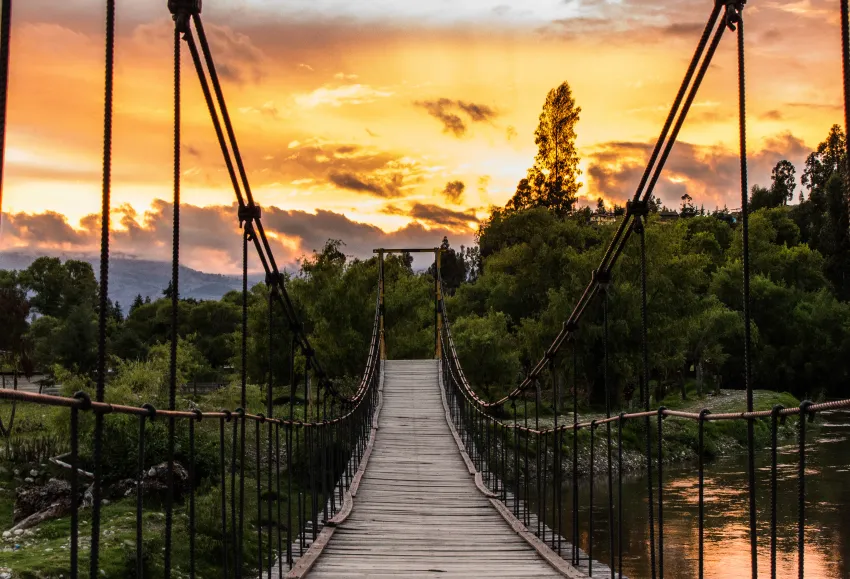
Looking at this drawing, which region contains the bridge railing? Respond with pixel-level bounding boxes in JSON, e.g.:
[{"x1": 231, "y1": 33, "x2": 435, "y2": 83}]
[
  {"x1": 0, "y1": 281, "x2": 383, "y2": 578},
  {"x1": 437, "y1": 1, "x2": 850, "y2": 577},
  {"x1": 0, "y1": 0, "x2": 388, "y2": 576},
  {"x1": 440, "y1": 325, "x2": 850, "y2": 577}
]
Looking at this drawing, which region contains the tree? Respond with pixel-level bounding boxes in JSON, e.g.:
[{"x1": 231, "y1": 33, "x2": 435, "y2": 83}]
[
  {"x1": 770, "y1": 160, "x2": 796, "y2": 205},
  {"x1": 430, "y1": 237, "x2": 468, "y2": 295},
  {"x1": 19, "y1": 258, "x2": 97, "y2": 319},
  {"x1": 20, "y1": 257, "x2": 66, "y2": 318},
  {"x1": 55, "y1": 306, "x2": 98, "y2": 375},
  {"x1": 596, "y1": 198, "x2": 606, "y2": 214},
  {"x1": 130, "y1": 294, "x2": 145, "y2": 314},
  {"x1": 507, "y1": 81, "x2": 582, "y2": 215},
  {"x1": 795, "y1": 124, "x2": 850, "y2": 299},
  {"x1": 802, "y1": 125, "x2": 845, "y2": 196},
  {"x1": 680, "y1": 193, "x2": 697, "y2": 217},
  {"x1": 0, "y1": 271, "x2": 29, "y2": 359},
  {"x1": 450, "y1": 311, "x2": 520, "y2": 399},
  {"x1": 750, "y1": 185, "x2": 779, "y2": 211}
]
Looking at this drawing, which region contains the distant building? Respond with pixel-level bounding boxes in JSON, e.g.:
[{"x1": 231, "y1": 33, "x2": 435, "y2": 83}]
[
  {"x1": 590, "y1": 212, "x2": 618, "y2": 225},
  {"x1": 658, "y1": 209, "x2": 679, "y2": 221}
]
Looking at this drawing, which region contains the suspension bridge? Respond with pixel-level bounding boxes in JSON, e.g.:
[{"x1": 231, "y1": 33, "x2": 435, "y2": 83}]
[{"x1": 0, "y1": 0, "x2": 849, "y2": 577}]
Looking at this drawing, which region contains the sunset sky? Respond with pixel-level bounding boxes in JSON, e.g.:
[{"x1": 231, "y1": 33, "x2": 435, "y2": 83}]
[{"x1": 0, "y1": 0, "x2": 844, "y2": 272}]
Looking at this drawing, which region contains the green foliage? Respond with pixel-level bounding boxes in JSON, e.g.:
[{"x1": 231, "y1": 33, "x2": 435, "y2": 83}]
[
  {"x1": 449, "y1": 310, "x2": 521, "y2": 398},
  {"x1": 794, "y1": 124, "x2": 850, "y2": 299}
]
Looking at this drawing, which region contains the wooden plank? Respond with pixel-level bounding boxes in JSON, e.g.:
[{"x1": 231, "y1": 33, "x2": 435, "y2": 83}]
[{"x1": 299, "y1": 360, "x2": 587, "y2": 578}]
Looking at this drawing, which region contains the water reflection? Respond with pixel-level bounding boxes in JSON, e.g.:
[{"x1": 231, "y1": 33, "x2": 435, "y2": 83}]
[{"x1": 543, "y1": 409, "x2": 850, "y2": 578}]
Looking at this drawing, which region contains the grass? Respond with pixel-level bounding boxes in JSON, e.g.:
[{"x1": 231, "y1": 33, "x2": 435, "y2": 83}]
[
  {"x1": 0, "y1": 380, "x2": 331, "y2": 578},
  {"x1": 490, "y1": 384, "x2": 803, "y2": 476}
]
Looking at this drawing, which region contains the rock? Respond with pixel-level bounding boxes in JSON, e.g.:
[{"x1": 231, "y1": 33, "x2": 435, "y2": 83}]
[
  {"x1": 24, "y1": 477, "x2": 33, "y2": 484},
  {"x1": 14, "y1": 478, "x2": 75, "y2": 523},
  {"x1": 12, "y1": 470, "x2": 19, "y2": 477},
  {"x1": 29, "y1": 469, "x2": 38, "y2": 478},
  {"x1": 13, "y1": 529, "x2": 22, "y2": 536},
  {"x1": 0, "y1": 572, "x2": 9, "y2": 578},
  {"x1": 112, "y1": 461, "x2": 190, "y2": 500},
  {"x1": 2, "y1": 531, "x2": 9, "y2": 539}
]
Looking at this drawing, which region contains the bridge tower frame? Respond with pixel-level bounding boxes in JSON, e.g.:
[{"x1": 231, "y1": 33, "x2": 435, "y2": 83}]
[{"x1": 374, "y1": 247, "x2": 444, "y2": 360}]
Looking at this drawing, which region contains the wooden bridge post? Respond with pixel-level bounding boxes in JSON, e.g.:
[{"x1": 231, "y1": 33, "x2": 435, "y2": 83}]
[
  {"x1": 378, "y1": 250, "x2": 386, "y2": 360},
  {"x1": 435, "y1": 247, "x2": 443, "y2": 360}
]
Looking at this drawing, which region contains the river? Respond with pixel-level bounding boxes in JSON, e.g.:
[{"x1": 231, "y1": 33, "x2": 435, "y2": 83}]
[{"x1": 544, "y1": 408, "x2": 850, "y2": 578}]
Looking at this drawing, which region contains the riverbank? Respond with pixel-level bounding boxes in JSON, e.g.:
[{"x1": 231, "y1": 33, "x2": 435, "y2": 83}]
[{"x1": 532, "y1": 389, "x2": 802, "y2": 477}]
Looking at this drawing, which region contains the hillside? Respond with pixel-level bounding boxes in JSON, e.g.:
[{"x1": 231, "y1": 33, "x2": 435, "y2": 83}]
[{"x1": 0, "y1": 250, "x2": 264, "y2": 312}]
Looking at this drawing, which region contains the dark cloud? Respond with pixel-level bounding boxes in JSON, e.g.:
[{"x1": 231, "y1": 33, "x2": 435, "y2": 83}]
[
  {"x1": 408, "y1": 203, "x2": 478, "y2": 229},
  {"x1": 381, "y1": 203, "x2": 478, "y2": 230},
  {"x1": 457, "y1": 101, "x2": 497, "y2": 122},
  {"x1": 328, "y1": 171, "x2": 403, "y2": 198},
  {"x1": 205, "y1": 140, "x2": 427, "y2": 198},
  {"x1": 441, "y1": 180, "x2": 466, "y2": 204},
  {"x1": 415, "y1": 98, "x2": 498, "y2": 138},
  {"x1": 587, "y1": 132, "x2": 810, "y2": 209},
  {"x1": 660, "y1": 22, "x2": 705, "y2": 37},
  {"x1": 417, "y1": 99, "x2": 467, "y2": 137},
  {"x1": 760, "y1": 110, "x2": 784, "y2": 121},
  {"x1": 1, "y1": 201, "x2": 474, "y2": 273}
]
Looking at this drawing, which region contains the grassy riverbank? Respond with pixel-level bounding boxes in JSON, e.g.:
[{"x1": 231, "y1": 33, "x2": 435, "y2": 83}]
[{"x1": 531, "y1": 388, "x2": 802, "y2": 476}]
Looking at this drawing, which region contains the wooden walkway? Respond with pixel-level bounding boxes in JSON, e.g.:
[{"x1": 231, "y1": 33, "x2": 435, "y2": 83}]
[{"x1": 305, "y1": 359, "x2": 568, "y2": 578}]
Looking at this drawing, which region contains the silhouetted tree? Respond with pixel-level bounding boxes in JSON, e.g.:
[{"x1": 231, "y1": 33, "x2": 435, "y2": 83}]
[{"x1": 507, "y1": 81, "x2": 582, "y2": 216}]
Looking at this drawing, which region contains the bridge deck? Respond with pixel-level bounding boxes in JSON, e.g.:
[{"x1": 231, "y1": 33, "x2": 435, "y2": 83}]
[{"x1": 306, "y1": 359, "x2": 563, "y2": 578}]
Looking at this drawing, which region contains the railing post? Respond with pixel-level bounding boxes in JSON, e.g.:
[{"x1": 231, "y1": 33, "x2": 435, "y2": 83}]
[
  {"x1": 219, "y1": 414, "x2": 230, "y2": 578},
  {"x1": 770, "y1": 405, "x2": 782, "y2": 579},
  {"x1": 698, "y1": 409, "x2": 710, "y2": 579},
  {"x1": 657, "y1": 406, "x2": 667, "y2": 579},
  {"x1": 589, "y1": 420, "x2": 596, "y2": 578},
  {"x1": 798, "y1": 400, "x2": 813, "y2": 579}
]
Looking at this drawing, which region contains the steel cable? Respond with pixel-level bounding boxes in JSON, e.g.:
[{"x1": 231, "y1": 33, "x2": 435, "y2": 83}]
[
  {"x1": 90, "y1": 1, "x2": 115, "y2": 574},
  {"x1": 0, "y1": 0, "x2": 11, "y2": 229},
  {"x1": 639, "y1": 217, "x2": 657, "y2": 579},
  {"x1": 164, "y1": 21, "x2": 182, "y2": 577},
  {"x1": 734, "y1": 9, "x2": 759, "y2": 576},
  {"x1": 442, "y1": 9, "x2": 727, "y2": 411},
  {"x1": 840, "y1": 0, "x2": 850, "y2": 176}
]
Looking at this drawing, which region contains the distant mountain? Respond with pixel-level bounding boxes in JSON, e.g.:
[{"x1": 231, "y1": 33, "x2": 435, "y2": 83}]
[{"x1": 0, "y1": 250, "x2": 265, "y2": 312}]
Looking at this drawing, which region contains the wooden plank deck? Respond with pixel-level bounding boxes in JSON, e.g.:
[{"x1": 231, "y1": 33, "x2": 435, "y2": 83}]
[{"x1": 305, "y1": 360, "x2": 567, "y2": 578}]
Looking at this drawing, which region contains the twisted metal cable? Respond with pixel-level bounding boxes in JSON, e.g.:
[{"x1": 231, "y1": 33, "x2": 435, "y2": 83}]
[
  {"x1": 841, "y1": 0, "x2": 850, "y2": 172},
  {"x1": 638, "y1": 215, "x2": 657, "y2": 578},
  {"x1": 0, "y1": 0, "x2": 11, "y2": 229},
  {"x1": 90, "y1": 1, "x2": 115, "y2": 574},
  {"x1": 733, "y1": 8, "x2": 759, "y2": 576},
  {"x1": 164, "y1": 21, "x2": 182, "y2": 577},
  {"x1": 441, "y1": 8, "x2": 728, "y2": 410}
]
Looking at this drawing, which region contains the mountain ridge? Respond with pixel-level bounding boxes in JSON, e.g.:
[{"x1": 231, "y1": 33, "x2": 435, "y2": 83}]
[{"x1": 0, "y1": 250, "x2": 265, "y2": 312}]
